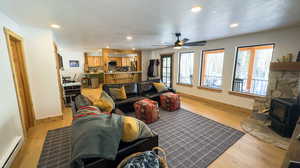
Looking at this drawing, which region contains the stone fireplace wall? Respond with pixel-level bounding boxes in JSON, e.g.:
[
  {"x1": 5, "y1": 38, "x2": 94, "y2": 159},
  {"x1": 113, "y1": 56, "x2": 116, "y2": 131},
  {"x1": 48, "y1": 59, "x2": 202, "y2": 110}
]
[{"x1": 253, "y1": 71, "x2": 300, "y2": 113}]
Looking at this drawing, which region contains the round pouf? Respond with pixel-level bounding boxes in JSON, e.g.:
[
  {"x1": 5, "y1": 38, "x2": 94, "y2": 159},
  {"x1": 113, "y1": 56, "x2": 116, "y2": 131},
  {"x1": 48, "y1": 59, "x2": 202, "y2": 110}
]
[{"x1": 160, "y1": 92, "x2": 181, "y2": 112}]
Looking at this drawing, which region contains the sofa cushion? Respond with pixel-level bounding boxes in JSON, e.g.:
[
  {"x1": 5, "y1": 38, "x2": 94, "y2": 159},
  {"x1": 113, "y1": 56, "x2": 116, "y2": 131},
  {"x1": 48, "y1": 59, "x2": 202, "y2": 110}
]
[
  {"x1": 138, "y1": 82, "x2": 156, "y2": 95},
  {"x1": 109, "y1": 86, "x2": 127, "y2": 100},
  {"x1": 153, "y1": 82, "x2": 168, "y2": 92},
  {"x1": 121, "y1": 116, "x2": 154, "y2": 142},
  {"x1": 115, "y1": 96, "x2": 144, "y2": 106},
  {"x1": 93, "y1": 91, "x2": 115, "y2": 112},
  {"x1": 144, "y1": 92, "x2": 162, "y2": 99},
  {"x1": 103, "y1": 83, "x2": 139, "y2": 98}
]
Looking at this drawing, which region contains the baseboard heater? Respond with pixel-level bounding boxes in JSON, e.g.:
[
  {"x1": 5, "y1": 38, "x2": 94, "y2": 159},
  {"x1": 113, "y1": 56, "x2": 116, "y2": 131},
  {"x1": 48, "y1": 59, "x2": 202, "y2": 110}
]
[{"x1": 1, "y1": 136, "x2": 23, "y2": 168}]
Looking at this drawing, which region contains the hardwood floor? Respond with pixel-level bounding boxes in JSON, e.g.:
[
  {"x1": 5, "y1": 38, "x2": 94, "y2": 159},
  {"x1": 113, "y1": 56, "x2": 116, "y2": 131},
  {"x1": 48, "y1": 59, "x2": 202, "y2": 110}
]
[{"x1": 11, "y1": 95, "x2": 286, "y2": 168}]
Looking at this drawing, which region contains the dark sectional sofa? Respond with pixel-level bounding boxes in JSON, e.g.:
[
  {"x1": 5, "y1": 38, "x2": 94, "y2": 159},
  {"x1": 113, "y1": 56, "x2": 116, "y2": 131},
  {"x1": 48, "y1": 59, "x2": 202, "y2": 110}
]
[
  {"x1": 103, "y1": 79, "x2": 175, "y2": 113},
  {"x1": 71, "y1": 96, "x2": 159, "y2": 168}
]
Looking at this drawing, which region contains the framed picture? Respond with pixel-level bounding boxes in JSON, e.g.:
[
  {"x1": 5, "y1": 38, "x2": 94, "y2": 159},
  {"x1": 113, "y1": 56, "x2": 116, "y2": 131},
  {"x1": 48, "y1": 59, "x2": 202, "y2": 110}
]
[{"x1": 69, "y1": 60, "x2": 79, "y2": 67}]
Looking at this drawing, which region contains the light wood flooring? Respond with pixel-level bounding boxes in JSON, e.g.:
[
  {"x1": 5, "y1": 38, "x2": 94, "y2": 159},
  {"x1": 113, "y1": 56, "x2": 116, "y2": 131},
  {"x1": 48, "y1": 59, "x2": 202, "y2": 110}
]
[{"x1": 11, "y1": 95, "x2": 286, "y2": 168}]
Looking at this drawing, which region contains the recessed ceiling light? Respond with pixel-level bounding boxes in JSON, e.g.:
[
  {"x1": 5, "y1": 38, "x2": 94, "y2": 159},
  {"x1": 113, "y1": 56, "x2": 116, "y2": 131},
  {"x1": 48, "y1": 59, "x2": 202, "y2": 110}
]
[
  {"x1": 50, "y1": 24, "x2": 61, "y2": 29},
  {"x1": 126, "y1": 36, "x2": 133, "y2": 40},
  {"x1": 132, "y1": 48, "x2": 136, "y2": 50},
  {"x1": 229, "y1": 23, "x2": 239, "y2": 28},
  {"x1": 191, "y1": 6, "x2": 202, "y2": 13}
]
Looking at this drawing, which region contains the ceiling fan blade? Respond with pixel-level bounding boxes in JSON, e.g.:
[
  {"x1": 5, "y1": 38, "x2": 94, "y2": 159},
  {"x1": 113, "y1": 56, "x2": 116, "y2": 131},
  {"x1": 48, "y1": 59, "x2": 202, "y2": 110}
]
[
  {"x1": 152, "y1": 44, "x2": 170, "y2": 46},
  {"x1": 183, "y1": 41, "x2": 207, "y2": 46},
  {"x1": 182, "y1": 38, "x2": 189, "y2": 43}
]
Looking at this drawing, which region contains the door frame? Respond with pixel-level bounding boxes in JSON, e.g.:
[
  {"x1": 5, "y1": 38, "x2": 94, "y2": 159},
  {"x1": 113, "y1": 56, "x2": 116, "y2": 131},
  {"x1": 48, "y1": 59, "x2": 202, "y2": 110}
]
[
  {"x1": 53, "y1": 43, "x2": 65, "y2": 114},
  {"x1": 4, "y1": 28, "x2": 35, "y2": 135},
  {"x1": 160, "y1": 53, "x2": 174, "y2": 88}
]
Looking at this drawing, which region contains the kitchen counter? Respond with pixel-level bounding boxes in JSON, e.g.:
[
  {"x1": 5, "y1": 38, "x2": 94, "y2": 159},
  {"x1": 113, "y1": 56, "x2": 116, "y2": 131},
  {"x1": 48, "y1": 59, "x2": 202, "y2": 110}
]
[
  {"x1": 104, "y1": 71, "x2": 142, "y2": 84},
  {"x1": 104, "y1": 71, "x2": 142, "y2": 74}
]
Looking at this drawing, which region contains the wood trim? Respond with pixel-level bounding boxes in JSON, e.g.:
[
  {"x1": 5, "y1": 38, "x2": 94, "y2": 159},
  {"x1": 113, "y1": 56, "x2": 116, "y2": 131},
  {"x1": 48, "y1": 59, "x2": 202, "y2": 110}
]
[
  {"x1": 228, "y1": 91, "x2": 265, "y2": 99},
  {"x1": 200, "y1": 49, "x2": 225, "y2": 87},
  {"x1": 197, "y1": 86, "x2": 223, "y2": 93},
  {"x1": 200, "y1": 52, "x2": 207, "y2": 85},
  {"x1": 53, "y1": 43, "x2": 65, "y2": 115},
  {"x1": 239, "y1": 45, "x2": 274, "y2": 51},
  {"x1": 4, "y1": 28, "x2": 36, "y2": 136},
  {"x1": 270, "y1": 62, "x2": 300, "y2": 72},
  {"x1": 35, "y1": 115, "x2": 63, "y2": 125},
  {"x1": 246, "y1": 48, "x2": 255, "y2": 90},
  {"x1": 176, "y1": 83, "x2": 193, "y2": 87},
  {"x1": 178, "y1": 92, "x2": 251, "y2": 114}
]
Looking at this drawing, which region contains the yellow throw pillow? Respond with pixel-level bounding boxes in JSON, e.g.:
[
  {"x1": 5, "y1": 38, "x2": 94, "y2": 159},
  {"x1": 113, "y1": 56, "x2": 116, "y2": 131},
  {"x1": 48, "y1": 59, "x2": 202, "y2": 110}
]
[
  {"x1": 153, "y1": 82, "x2": 167, "y2": 92},
  {"x1": 122, "y1": 116, "x2": 140, "y2": 142},
  {"x1": 121, "y1": 116, "x2": 154, "y2": 142},
  {"x1": 109, "y1": 86, "x2": 127, "y2": 100},
  {"x1": 93, "y1": 91, "x2": 115, "y2": 112}
]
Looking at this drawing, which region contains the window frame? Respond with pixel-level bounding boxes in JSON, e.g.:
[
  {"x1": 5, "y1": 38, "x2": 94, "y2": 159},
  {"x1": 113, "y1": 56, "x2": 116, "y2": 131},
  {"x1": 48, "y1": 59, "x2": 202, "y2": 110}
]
[
  {"x1": 199, "y1": 48, "x2": 225, "y2": 90},
  {"x1": 231, "y1": 43, "x2": 275, "y2": 96},
  {"x1": 177, "y1": 51, "x2": 195, "y2": 86}
]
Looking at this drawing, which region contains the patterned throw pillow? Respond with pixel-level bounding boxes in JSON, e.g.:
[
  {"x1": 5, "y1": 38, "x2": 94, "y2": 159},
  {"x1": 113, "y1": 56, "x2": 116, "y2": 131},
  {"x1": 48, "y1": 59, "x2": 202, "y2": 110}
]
[
  {"x1": 153, "y1": 82, "x2": 167, "y2": 92},
  {"x1": 121, "y1": 116, "x2": 154, "y2": 142},
  {"x1": 109, "y1": 86, "x2": 127, "y2": 100}
]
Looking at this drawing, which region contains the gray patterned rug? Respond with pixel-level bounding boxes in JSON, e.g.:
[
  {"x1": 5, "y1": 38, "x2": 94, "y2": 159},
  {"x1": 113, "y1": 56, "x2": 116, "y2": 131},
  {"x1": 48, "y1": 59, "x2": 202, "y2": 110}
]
[{"x1": 38, "y1": 109, "x2": 244, "y2": 168}]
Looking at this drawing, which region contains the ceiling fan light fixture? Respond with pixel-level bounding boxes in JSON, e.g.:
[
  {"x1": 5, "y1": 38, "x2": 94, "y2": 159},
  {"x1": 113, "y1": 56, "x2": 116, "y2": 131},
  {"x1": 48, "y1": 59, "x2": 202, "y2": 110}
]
[{"x1": 173, "y1": 46, "x2": 182, "y2": 50}]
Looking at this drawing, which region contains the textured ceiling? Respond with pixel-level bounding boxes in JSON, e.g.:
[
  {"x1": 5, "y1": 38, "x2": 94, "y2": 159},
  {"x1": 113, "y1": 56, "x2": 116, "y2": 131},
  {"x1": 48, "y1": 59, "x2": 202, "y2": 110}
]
[{"x1": 1, "y1": 0, "x2": 300, "y2": 51}]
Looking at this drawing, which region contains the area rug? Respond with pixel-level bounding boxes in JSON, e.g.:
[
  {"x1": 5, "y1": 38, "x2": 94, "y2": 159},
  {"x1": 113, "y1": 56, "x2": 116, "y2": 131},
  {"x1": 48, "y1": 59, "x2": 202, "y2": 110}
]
[
  {"x1": 38, "y1": 108, "x2": 244, "y2": 168},
  {"x1": 241, "y1": 115, "x2": 290, "y2": 150}
]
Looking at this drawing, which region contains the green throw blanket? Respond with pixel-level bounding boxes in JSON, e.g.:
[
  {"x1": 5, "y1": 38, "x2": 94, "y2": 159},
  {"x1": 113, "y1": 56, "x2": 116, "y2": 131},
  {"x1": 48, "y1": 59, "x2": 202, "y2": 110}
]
[{"x1": 71, "y1": 114, "x2": 123, "y2": 168}]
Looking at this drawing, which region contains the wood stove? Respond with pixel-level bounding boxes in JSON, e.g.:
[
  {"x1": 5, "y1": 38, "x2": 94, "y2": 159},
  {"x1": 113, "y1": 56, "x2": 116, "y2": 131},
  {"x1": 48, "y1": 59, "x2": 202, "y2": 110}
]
[{"x1": 269, "y1": 98, "x2": 300, "y2": 137}]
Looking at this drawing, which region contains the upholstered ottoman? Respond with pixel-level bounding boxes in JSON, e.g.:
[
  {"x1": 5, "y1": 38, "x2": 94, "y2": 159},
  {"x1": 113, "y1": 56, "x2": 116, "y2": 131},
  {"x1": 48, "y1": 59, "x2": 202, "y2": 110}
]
[
  {"x1": 160, "y1": 92, "x2": 181, "y2": 111},
  {"x1": 134, "y1": 98, "x2": 160, "y2": 124}
]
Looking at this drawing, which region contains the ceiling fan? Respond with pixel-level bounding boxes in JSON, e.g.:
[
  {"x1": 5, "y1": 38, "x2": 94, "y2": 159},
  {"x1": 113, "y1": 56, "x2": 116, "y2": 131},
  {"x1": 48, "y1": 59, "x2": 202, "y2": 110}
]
[{"x1": 153, "y1": 33, "x2": 207, "y2": 49}]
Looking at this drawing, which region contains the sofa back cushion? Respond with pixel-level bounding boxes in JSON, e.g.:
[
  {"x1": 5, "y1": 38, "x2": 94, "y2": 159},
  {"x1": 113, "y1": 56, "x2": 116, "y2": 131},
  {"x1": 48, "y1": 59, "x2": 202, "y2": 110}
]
[
  {"x1": 103, "y1": 83, "x2": 139, "y2": 99},
  {"x1": 138, "y1": 79, "x2": 161, "y2": 95},
  {"x1": 109, "y1": 86, "x2": 127, "y2": 100}
]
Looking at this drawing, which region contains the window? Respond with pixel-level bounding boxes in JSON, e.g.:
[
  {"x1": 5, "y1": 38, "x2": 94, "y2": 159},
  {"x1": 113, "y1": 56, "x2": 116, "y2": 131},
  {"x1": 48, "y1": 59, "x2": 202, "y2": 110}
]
[
  {"x1": 200, "y1": 49, "x2": 224, "y2": 89},
  {"x1": 232, "y1": 44, "x2": 274, "y2": 96},
  {"x1": 178, "y1": 52, "x2": 194, "y2": 85}
]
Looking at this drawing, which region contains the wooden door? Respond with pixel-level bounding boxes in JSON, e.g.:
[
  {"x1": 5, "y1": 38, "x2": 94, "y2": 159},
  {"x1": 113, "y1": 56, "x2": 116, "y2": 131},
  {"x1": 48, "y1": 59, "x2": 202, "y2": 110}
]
[
  {"x1": 161, "y1": 54, "x2": 173, "y2": 87},
  {"x1": 5, "y1": 28, "x2": 35, "y2": 134}
]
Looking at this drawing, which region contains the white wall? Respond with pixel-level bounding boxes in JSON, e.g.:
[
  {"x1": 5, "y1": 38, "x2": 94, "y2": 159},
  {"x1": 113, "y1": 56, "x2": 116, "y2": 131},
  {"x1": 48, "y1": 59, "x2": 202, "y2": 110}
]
[
  {"x1": 59, "y1": 49, "x2": 84, "y2": 80},
  {"x1": 22, "y1": 26, "x2": 62, "y2": 119},
  {"x1": 0, "y1": 12, "x2": 24, "y2": 167},
  {"x1": 143, "y1": 26, "x2": 300, "y2": 110}
]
